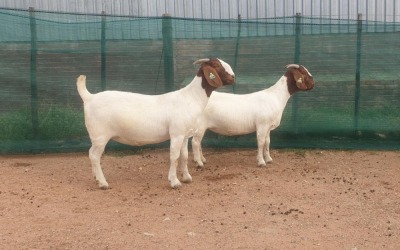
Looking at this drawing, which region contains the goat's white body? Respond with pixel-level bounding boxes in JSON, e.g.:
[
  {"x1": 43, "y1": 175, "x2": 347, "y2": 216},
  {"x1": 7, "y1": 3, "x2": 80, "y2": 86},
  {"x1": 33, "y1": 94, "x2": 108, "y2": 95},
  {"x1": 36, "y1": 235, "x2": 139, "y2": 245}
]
[
  {"x1": 80, "y1": 75, "x2": 209, "y2": 188},
  {"x1": 203, "y1": 76, "x2": 290, "y2": 135},
  {"x1": 192, "y1": 76, "x2": 291, "y2": 167},
  {"x1": 84, "y1": 80, "x2": 207, "y2": 145}
]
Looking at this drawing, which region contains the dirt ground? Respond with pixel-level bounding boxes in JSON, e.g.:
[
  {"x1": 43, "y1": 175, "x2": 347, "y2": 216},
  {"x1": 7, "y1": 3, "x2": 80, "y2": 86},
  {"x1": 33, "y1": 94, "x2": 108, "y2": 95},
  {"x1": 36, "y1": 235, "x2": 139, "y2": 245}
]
[{"x1": 1, "y1": 148, "x2": 399, "y2": 249}]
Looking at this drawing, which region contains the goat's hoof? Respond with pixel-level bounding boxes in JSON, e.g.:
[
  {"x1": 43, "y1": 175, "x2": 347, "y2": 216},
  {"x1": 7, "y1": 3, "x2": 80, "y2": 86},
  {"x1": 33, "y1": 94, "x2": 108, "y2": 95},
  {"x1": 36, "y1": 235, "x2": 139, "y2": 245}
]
[
  {"x1": 195, "y1": 159, "x2": 205, "y2": 167},
  {"x1": 96, "y1": 179, "x2": 110, "y2": 190},
  {"x1": 170, "y1": 179, "x2": 182, "y2": 189},
  {"x1": 258, "y1": 163, "x2": 267, "y2": 168},
  {"x1": 196, "y1": 163, "x2": 204, "y2": 169},
  {"x1": 193, "y1": 159, "x2": 204, "y2": 167},
  {"x1": 99, "y1": 185, "x2": 110, "y2": 190},
  {"x1": 98, "y1": 183, "x2": 110, "y2": 190},
  {"x1": 182, "y1": 174, "x2": 192, "y2": 183}
]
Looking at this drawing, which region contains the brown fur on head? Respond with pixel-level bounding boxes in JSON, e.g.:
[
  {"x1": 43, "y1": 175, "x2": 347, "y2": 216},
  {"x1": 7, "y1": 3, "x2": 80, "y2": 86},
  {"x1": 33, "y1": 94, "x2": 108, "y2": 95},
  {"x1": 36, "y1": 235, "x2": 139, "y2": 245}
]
[
  {"x1": 285, "y1": 64, "x2": 315, "y2": 95},
  {"x1": 195, "y1": 58, "x2": 235, "y2": 97}
]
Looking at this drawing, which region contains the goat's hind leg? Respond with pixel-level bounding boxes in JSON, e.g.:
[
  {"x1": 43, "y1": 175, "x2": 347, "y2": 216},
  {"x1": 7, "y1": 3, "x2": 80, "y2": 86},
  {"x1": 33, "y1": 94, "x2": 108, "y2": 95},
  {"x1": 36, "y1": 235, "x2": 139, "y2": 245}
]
[
  {"x1": 168, "y1": 136, "x2": 185, "y2": 188},
  {"x1": 89, "y1": 139, "x2": 109, "y2": 189},
  {"x1": 256, "y1": 128, "x2": 268, "y2": 167},
  {"x1": 192, "y1": 128, "x2": 207, "y2": 167},
  {"x1": 263, "y1": 130, "x2": 273, "y2": 163},
  {"x1": 179, "y1": 138, "x2": 192, "y2": 183}
]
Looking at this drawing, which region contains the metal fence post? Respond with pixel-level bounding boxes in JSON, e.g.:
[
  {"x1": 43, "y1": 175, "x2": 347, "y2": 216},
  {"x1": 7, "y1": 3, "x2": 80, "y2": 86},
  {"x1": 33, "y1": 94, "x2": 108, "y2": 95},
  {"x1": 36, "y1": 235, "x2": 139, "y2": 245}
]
[
  {"x1": 292, "y1": 12, "x2": 302, "y2": 133},
  {"x1": 29, "y1": 7, "x2": 39, "y2": 139},
  {"x1": 162, "y1": 13, "x2": 174, "y2": 92},
  {"x1": 354, "y1": 13, "x2": 362, "y2": 135},
  {"x1": 233, "y1": 14, "x2": 242, "y2": 93},
  {"x1": 101, "y1": 11, "x2": 107, "y2": 91}
]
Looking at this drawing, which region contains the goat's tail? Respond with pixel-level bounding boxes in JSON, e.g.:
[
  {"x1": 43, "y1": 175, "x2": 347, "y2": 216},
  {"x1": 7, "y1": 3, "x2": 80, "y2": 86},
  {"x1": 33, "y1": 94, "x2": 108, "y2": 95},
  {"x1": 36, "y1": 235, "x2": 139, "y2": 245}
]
[{"x1": 76, "y1": 75, "x2": 92, "y2": 102}]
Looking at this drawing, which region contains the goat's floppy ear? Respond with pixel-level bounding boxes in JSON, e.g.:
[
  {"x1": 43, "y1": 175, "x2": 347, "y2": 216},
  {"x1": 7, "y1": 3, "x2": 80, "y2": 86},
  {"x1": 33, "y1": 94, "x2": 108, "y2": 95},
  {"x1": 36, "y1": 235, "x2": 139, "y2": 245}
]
[
  {"x1": 291, "y1": 68, "x2": 308, "y2": 90},
  {"x1": 202, "y1": 65, "x2": 223, "y2": 88}
]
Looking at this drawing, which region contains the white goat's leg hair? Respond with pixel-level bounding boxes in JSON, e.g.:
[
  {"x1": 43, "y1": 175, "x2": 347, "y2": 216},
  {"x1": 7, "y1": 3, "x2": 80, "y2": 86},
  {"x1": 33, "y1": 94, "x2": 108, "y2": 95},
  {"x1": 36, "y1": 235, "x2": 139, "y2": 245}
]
[
  {"x1": 263, "y1": 130, "x2": 273, "y2": 163},
  {"x1": 89, "y1": 140, "x2": 109, "y2": 189},
  {"x1": 192, "y1": 128, "x2": 207, "y2": 167},
  {"x1": 179, "y1": 138, "x2": 192, "y2": 183},
  {"x1": 256, "y1": 128, "x2": 267, "y2": 167},
  {"x1": 169, "y1": 136, "x2": 185, "y2": 188},
  {"x1": 199, "y1": 143, "x2": 206, "y2": 163}
]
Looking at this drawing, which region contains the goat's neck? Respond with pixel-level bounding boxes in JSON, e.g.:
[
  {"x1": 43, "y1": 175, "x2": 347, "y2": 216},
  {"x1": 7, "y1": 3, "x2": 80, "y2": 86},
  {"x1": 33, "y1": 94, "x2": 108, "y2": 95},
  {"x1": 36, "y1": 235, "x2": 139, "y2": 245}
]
[
  {"x1": 182, "y1": 76, "x2": 210, "y2": 107},
  {"x1": 266, "y1": 76, "x2": 292, "y2": 105}
]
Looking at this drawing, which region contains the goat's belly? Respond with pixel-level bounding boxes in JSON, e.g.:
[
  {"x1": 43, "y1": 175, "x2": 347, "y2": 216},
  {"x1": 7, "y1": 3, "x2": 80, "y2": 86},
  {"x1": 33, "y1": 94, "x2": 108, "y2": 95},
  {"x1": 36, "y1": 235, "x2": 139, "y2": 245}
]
[
  {"x1": 113, "y1": 132, "x2": 169, "y2": 146},
  {"x1": 209, "y1": 123, "x2": 255, "y2": 136},
  {"x1": 112, "y1": 125, "x2": 170, "y2": 146}
]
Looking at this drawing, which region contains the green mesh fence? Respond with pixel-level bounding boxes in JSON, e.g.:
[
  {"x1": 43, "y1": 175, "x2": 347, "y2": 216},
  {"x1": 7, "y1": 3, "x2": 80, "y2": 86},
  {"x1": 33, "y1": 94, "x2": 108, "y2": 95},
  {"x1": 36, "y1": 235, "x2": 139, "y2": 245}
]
[{"x1": 0, "y1": 8, "x2": 399, "y2": 153}]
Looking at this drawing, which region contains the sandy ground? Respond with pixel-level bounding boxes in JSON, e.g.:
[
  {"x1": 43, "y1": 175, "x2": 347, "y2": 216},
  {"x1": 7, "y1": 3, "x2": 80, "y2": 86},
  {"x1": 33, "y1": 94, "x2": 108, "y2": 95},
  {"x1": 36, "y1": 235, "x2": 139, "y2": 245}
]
[{"x1": 0, "y1": 148, "x2": 399, "y2": 249}]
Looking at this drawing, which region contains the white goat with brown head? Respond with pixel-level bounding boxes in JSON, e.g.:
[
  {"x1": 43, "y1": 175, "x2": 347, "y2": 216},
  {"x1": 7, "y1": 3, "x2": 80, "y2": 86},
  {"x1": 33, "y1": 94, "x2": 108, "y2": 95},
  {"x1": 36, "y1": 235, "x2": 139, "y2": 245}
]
[
  {"x1": 192, "y1": 64, "x2": 314, "y2": 167},
  {"x1": 77, "y1": 58, "x2": 235, "y2": 189}
]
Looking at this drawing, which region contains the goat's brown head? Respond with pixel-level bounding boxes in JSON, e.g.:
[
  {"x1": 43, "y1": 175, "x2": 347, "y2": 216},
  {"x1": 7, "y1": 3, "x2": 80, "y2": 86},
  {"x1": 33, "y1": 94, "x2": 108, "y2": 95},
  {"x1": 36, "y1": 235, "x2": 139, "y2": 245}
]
[
  {"x1": 285, "y1": 64, "x2": 315, "y2": 95},
  {"x1": 194, "y1": 58, "x2": 235, "y2": 97}
]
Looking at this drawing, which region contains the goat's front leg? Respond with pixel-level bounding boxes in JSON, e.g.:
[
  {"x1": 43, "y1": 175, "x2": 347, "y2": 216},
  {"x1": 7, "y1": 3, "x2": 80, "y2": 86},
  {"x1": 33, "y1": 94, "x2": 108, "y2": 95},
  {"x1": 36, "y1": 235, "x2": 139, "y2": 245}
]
[
  {"x1": 179, "y1": 138, "x2": 192, "y2": 183},
  {"x1": 256, "y1": 128, "x2": 267, "y2": 167},
  {"x1": 263, "y1": 130, "x2": 273, "y2": 163},
  {"x1": 168, "y1": 136, "x2": 185, "y2": 188}
]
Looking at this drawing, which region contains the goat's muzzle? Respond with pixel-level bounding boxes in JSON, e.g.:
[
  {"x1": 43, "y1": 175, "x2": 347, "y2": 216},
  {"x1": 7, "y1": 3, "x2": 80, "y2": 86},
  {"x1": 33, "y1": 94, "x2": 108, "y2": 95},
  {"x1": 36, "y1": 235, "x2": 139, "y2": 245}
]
[{"x1": 223, "y1": 74, "x2": 235, "y2": 86}]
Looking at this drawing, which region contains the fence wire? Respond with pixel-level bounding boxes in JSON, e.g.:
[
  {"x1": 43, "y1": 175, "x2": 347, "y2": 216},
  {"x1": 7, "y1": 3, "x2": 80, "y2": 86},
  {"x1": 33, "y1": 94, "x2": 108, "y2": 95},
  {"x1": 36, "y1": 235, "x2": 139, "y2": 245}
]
[{"x1": 0, "y1": 8, "x2": 399, "y2": 153}]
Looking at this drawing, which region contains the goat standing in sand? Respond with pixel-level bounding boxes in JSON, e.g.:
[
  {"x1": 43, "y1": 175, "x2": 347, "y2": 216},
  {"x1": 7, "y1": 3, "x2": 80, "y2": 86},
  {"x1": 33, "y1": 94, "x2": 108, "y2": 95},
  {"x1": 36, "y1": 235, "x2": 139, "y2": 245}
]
[
  {"x1": 77, "y1": 58, "x2": 235, "y2": 189},
  {"x1": 192, "y1": 64, "x2": 314, "y2": 167}
]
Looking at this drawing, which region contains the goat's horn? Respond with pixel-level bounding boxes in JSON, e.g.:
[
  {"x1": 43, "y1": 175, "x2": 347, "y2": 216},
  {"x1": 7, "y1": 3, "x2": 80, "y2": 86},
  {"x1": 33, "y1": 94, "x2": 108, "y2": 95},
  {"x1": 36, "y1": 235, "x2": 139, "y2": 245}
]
[
  {"x1": 193, "y1": 58, "x2": 210, "y2": 65},
  {"x1": 286, "y1": 64, "x2": 300, "y2": 69}
]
